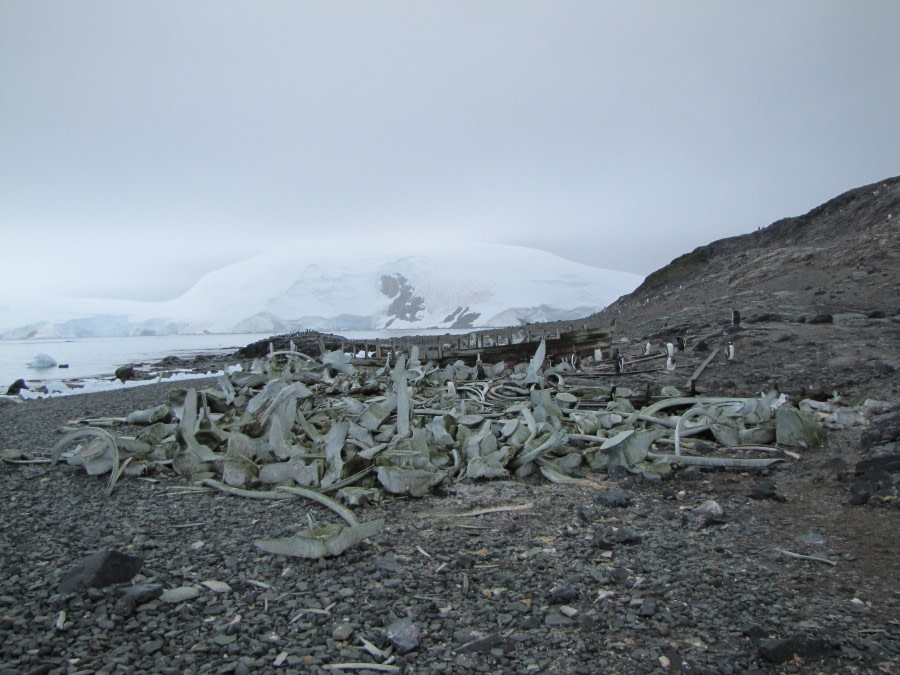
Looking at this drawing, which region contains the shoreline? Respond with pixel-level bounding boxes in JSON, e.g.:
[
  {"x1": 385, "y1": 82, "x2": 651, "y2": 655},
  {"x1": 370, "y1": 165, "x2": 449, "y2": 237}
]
[
  {"x1": 0, "y1": 376, "x2": 220, "y2": 455},
  {"x1": 5, "y1": 352, "x2": 241, "y2": 400}
]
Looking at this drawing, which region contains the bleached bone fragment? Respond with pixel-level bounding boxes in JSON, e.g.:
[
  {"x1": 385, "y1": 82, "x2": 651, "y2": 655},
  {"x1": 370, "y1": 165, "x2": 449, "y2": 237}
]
[
  {"x1": 126, "y1": 404, "x2": 173, "y2": 426},
  {"x1": 321, "y1": 421, "x2": 349, "y2": 488},
  {"x1": 376, "y1": 466, "x2": 447, "y2": 497},
  {"x1": 259, "y1": 458, "x2": 320, "y2": 486},
  {"x1": 254, "y1": 519, "x2": 384, "y2": 559},
  {"x1": 359, "y1": 395, "x2": 397, "y2": 431}
]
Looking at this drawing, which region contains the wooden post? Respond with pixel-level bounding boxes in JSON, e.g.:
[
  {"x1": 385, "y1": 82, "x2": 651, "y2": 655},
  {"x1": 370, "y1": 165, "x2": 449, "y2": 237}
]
[{"x1": 375, "y1": 340, "x2": 382, "y2": 358}]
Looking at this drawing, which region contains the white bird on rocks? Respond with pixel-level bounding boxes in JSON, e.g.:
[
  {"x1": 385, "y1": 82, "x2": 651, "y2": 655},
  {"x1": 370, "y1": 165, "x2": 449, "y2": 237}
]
[
  {"x1": 725, "y1": 342, "x2": 735, "y2": 361},
  {"x1": 666, "y1": 355, "x2": 677, "y2": 371},
  {"x1": 665, "y1": 343, "x2": 675, "y2": 359},
  {"x1": 643, "y1": 342, "x2": 652, "y2": 356}
]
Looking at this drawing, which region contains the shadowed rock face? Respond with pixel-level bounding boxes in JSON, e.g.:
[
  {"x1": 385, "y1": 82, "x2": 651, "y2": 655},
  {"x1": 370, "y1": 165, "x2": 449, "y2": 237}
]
[
  {"x1": 442, "y1": 305, "x2": 482, "y2": 329},
  {"x1": 595, "y1": 175, "x2": 900, "y2": 325},
  {"x1": 380, "y1": 273, "x2": 426, "y2": 323}
]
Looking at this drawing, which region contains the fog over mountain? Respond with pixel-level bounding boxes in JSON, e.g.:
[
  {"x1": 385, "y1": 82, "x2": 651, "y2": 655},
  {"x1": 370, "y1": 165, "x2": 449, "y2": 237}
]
[{"x1": 0, "y1": 244, "x2": 642, "y2": 339}]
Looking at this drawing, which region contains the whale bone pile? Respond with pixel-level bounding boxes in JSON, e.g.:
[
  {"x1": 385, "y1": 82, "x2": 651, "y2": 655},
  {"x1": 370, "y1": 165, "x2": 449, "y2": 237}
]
[{"x1": 48, "y1": 338, "x2": 843, "y2": 558}]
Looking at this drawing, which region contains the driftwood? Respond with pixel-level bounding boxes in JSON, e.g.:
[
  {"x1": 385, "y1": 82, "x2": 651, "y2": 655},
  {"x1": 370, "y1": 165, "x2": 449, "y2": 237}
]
[{"x1": 686, "y1": 346, "x2": 720, "y2": 393}]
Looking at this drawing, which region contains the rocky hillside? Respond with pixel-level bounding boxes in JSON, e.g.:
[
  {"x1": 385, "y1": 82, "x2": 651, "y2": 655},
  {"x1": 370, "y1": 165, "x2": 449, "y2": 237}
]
[{"x1": 595, "y1": 174, "x2": 898, "y2": 338}]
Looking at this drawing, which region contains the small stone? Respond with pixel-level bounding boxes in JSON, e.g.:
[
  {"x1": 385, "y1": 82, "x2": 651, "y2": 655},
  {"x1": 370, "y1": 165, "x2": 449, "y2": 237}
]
[
  {"x1": 210, "y1": 634, "x2": 236, "y2": 646},
  {"x1": 201, "y1": 580, "x2": 232, "y2": 593},
  {"x1": 692, "y1": 500, "x2": 723, "y2": 517},
  {"x1": 544, "y1": 612, "x2": 575, "y2": 626},
  {"x1": 758, "y1": 636, "x2": 832, "y2": 663},
  {"x1": 548, "y1": 585, "x2": 578, "y2": 604},
  {"x1": 458, "y1": 634, "x2": 505, "y2": 654},
  {"x1": 160, "y1": 586, "x2": 201, "y2": 603},
  {"x1": 139, "y1": 639, "x2": 163, "y2": 656},
  {"x1": 678, "y1": 466, "x2": 701, "y2": 480},
  {"x1": 373, "y1": 556, "x2": 400, "y2": 574},
  {"x1": 638, "y1": 599, "x2": 657, "y2": 617},
  {"x1": 799, "y1": 532, "x2": 826, "y2": 546},
  {"x1": 386, "y1": 617, "x2": 420, "y2": 654},
  {"x1": 611, "y1": 527, "x2": 643, "y2": 544},
  {"x1": 748, "y1": 479, "x2": 778, "y2": 500},
  {"x1": 594, "y1": 490, "x2": 632, "y2": 508},
  {"x1": 559, "y1": 605, "x2": 578, "y2": 618},
  {"x1": 116, "y1": 583, "x2": 163, "y2": 616},
  {"x1": 332, "y1": 623, "x2": 353, "y2": 641},
  {"x1": 577, "y1": 505, "x2": 599, "y2": 522}
]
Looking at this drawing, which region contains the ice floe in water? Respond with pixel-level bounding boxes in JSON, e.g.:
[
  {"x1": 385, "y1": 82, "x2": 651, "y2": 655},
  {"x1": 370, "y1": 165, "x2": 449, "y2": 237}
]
[{"x1": 27, "y1": 353, "x2": 58, "y2": 369}]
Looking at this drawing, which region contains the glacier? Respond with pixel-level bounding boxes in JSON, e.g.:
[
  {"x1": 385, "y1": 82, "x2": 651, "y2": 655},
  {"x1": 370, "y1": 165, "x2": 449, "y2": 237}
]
[{"x1": 0, "y1": 243, "x2": 643, "y2": 339}]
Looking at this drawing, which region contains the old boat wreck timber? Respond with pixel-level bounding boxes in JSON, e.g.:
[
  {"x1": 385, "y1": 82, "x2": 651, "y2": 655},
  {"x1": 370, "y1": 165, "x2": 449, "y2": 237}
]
[{"x1": 240, "y1": 325, "x2": 615, "y2": 368}]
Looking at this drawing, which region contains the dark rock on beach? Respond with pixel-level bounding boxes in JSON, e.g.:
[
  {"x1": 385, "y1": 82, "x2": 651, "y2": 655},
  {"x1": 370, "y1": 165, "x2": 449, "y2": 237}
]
[
  {"x1": 5, "y1": 378, "x2": 26, "y2": 395},
  {"x1": 58, "y1": 550, "x2": 144, "y2": 594}
]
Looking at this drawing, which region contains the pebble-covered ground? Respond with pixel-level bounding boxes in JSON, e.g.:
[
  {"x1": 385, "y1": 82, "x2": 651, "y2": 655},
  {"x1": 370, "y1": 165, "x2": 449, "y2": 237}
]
[{"x1": 1, "y1": 376, "x2": 898, "y2": 674}]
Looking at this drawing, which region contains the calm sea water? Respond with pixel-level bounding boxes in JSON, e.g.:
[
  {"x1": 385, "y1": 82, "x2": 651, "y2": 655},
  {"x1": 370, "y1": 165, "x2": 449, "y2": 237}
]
[
  {"x1": 0, "y1": 333, "x2": 271, "y2": 388},
  {"x1": 1, "y1": 329, "x2": 471, "y2": 389}
]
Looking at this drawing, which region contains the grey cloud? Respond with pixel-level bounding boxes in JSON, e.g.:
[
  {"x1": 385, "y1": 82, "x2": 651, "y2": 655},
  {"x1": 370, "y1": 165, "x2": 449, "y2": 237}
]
[{"x1": 1, "y1": 1, "x2": 898, "y2": 302}]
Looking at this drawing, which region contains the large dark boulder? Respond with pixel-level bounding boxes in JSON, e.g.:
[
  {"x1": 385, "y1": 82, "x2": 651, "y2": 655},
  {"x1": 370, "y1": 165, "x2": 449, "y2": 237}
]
[
  {"x1": 58, "y1": 550, "x2": 145, "y2": 594},
  {"x1": 6, "y1": 378, "x2": 27, "y2": 395}
]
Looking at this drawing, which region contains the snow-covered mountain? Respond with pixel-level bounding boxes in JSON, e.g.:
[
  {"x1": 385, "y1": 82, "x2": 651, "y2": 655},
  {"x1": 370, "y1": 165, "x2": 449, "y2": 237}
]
[{"x1": 0, "y1": 244, "x2": 643, "y2": 338}]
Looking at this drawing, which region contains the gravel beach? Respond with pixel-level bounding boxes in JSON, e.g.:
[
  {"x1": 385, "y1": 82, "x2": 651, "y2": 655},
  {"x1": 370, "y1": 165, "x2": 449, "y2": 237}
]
[{"x1": 1, "y1": 369, "x2": 899, "y2": 674}]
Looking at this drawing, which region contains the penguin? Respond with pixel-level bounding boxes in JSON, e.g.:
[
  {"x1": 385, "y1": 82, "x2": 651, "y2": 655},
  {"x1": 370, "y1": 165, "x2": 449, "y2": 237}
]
[
  {"x1": 616, "y1": 354, "x2": 625, "y2": 373},
  {"x1": 643, "y1": 341, "x2": 652, "y2": 356},
  {"x1": 666, "y1": 354, "x2": 677, "y2": 371},
  {"x1": 725, "y1": 342, "x2": 735, "y2": 361},
  {"x1": 675, "y1": 336, "x2": 686, "y2": 352},
  {"x1": 446, "y1": 380, "x2": 456, "y2": 396},
  {"x1": 732, "y1": 309, "x2": 741, "y2": 327},
  {"x1": 665, "y1": 343, "x2": 675, "y2": 360}
]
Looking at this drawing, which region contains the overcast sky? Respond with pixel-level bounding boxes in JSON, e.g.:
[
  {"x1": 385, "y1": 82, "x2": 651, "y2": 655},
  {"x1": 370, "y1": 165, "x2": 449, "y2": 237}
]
[{"x1": 2, "y1": 1, "x2": 898, "y2": 303}]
